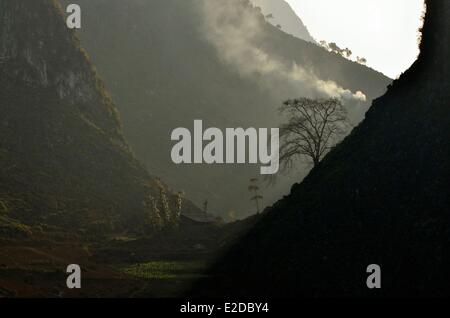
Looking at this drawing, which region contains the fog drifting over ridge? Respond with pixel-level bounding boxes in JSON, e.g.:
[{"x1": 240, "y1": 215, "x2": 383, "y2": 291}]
[{"x1": 200, "y1": 0, "x2": 367, "y2": 105}]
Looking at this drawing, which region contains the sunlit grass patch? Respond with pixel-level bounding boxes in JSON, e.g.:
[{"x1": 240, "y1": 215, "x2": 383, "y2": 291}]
[{"x1": 122, "y1": 261, "x2": 207, "y2": 280}]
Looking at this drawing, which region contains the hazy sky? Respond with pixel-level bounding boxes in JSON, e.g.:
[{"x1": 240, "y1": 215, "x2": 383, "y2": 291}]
[{"x1": 285, "y1": 0, "x2": 425, "y2": 78}]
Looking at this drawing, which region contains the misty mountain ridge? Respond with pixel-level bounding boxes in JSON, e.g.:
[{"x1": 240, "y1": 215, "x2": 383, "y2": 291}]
[
  {"x1": 249, "y1": 0, "x2": 316, "y2": 43},
  {"x1": 65, "y1": 0, "x2": 391, "y2": 219}
]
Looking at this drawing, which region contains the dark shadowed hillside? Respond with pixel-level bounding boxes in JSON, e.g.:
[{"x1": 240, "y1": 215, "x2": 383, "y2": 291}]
[
  {"x1": 0, "y1": 0, "x2": 229, "y2": 298},
  {"x1": 193, "y1": 0, "x2": 450, "y2": 297},
  {"x1": 61, "y1": 0, "x2": 391, "y2": 219},
  {"x1": 0, "y1": 0, "x2": 201, "y2": 236}
]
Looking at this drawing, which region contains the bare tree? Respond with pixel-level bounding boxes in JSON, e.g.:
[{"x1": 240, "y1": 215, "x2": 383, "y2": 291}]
[
  {"x1": 357, "y1": 56, "x2": 367, "y2": 65},
  {"x1": 319, "y1": 40, "x2": 328, "y2": 48},
  {"x1": 279, "y1": 98, "x2": 348, "y2": 169},
  {"x1": 248, "y1": 178, "x2": 263, "y2": 214},
  {"x1": 328, "y1": 42, "x2": 342, "y2": 55},
  {"x1": 203, "y1": 200, "x2": 208, "y2": 214},
  {"x1": 343, "y1": 48, "x2": 353, "y2": 58},
  {"x1": 319, "y1": 41, "x2": 352, "y2": 59}
]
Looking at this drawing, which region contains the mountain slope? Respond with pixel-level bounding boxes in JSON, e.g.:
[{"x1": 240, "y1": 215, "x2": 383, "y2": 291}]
[
  {"x1": 194, "y1": 0, "x2": 450, "y2": 297},
  {"x1": 250, "y1": 0, "x2": 315, "y2": 43},
  {"x1": 61, "y1": 0, "x2": 391, "y2": 219},
  {"x1": 0, "y1": 0, "x2": 199, "y2": 234}
]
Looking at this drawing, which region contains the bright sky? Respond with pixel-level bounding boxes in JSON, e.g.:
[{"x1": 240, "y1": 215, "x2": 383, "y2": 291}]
[{"x1": 285, "y1": 0, "x2": 425, "y2": 78}]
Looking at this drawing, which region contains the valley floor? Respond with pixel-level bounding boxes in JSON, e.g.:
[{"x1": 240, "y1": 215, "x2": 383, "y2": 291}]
[
  {"x1": 0, "y1": 215, "x2": 257, "y2": 298},
  {"x1": 0, "y1": 238, "x2": 211, "y2": 298}
]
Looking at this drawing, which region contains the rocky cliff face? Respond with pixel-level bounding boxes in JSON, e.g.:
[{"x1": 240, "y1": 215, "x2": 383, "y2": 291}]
[
  {"x1": 0, "y1": 0, "x2": 196, "y2": 234},
  {"x1": 412, "y1": 0, "x2": 449, "y2": 79},
  {"x1": 195, "y1": 0, "x2": 450, "y2": 297}
]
